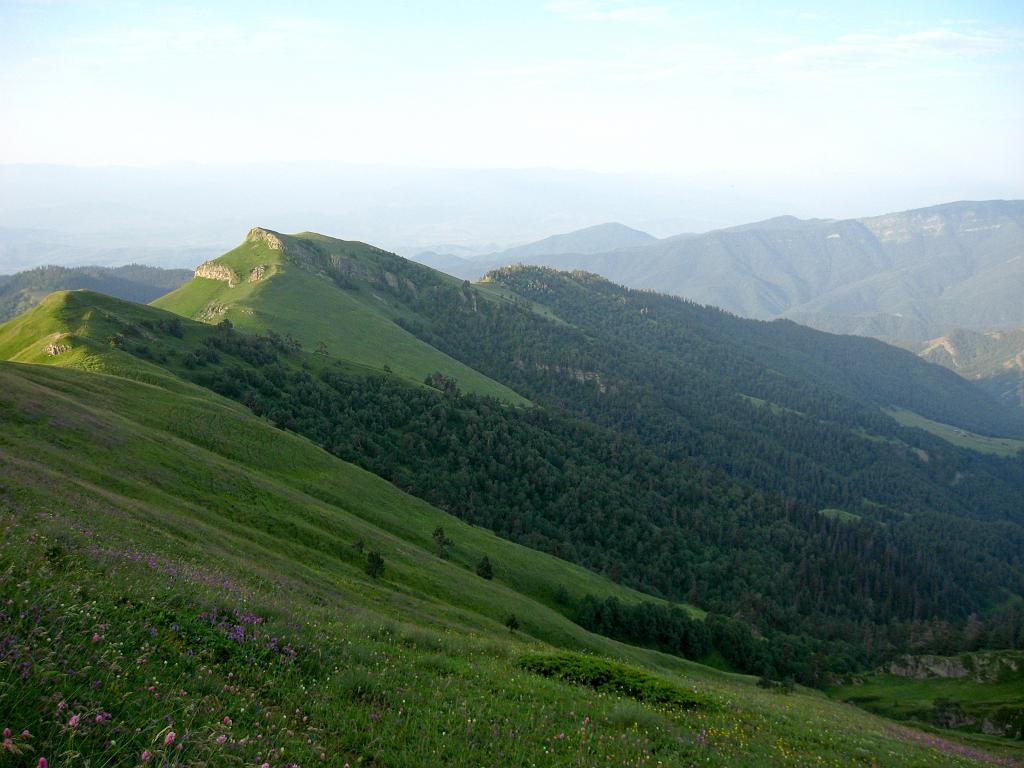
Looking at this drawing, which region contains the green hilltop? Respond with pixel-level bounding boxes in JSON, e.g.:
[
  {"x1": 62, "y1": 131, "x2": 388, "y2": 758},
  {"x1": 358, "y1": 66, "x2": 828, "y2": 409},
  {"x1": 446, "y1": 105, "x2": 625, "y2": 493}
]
[{"x1": 153, "y1": 227, "x2": 527, "y2": 403}]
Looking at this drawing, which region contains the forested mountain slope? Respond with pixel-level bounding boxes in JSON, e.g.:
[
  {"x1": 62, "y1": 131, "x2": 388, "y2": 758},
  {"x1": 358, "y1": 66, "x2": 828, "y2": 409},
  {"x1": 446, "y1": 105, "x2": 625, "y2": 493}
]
[
  {"x1": 919, "y1": 326, "x2": 1024, "y2": 410},
  {"x1": 6, "y1": 319, "x2": 1018, "y2": 764},
  {"x1": 5, "y1": 226, "x2": 1024, "y2": 693},
  {"x1": 439, "y1": 201, "x2": 1024, "y2": 343}
]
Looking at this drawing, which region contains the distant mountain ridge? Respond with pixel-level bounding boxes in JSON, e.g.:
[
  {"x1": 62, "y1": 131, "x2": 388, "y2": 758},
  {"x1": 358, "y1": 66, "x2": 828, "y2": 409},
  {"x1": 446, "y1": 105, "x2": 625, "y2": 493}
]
[
  {"x1": 429, "y1": 201, "x2": 1024, "y2": 344},
  {"x1": 0, "y1": 263, "x2": 191, "y2": 322},
  {"x1": 414, "y1": 222, "x2": 656, "y2": 273},
  {"x1": 485, "y1": 222, "x2": 656, "y2": 260}
]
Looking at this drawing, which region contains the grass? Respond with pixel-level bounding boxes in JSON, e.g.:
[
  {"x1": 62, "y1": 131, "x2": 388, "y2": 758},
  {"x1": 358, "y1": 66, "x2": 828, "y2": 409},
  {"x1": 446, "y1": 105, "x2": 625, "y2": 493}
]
[
  {"x1": 886, "y1": 407, "x2": 1024, "y2": 457},
  {"x1": 1, "y1": 288, "x2": 1020, "y2": 765},
  {"x1": 153, "y1": 232, "x2": 528, "y2": 404},
  {"x1": 819, "y1": 507, "x2": 863, "y2": 523},
  {"x1": 0, "y1": 360, "x2": 1014, "y2": 766},
  {"x1": 827, "y1": 652, "x2": 1024, "y2": 759}
]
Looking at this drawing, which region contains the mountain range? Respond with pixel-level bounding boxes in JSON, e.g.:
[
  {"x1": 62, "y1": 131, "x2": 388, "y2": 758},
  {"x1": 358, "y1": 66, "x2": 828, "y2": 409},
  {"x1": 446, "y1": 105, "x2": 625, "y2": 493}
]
[
  {"x1": 2, "y1": 226, "x2": 1023, "y2": 765},
  {"x1": 420, "y1": 200, "x2": 1024, "y2": 345}
]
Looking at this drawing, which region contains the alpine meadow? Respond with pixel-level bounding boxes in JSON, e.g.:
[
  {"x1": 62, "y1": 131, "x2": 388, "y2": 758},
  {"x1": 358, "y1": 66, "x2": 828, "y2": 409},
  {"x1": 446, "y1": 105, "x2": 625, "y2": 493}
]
[{"x1": 2, "y1": 2, "x2": 1023, "y2": 767}]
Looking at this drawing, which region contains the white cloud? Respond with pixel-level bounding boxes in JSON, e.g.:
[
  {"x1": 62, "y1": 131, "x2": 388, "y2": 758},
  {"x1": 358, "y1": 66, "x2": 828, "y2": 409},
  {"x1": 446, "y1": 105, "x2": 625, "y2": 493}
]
[
  {"x1": 771, "y1": 27, "x2": 1014, "y2": 71},
  {"x1": 544, "y1": 1, "x2": 669, "y2": 23}
]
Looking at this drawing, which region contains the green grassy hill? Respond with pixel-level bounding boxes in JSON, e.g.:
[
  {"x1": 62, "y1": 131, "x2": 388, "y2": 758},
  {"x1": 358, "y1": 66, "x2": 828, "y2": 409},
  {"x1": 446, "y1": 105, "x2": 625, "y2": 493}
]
[
  {"x1": 0, "y1": 263, "x2": 191, "y2": 322},
  {"x1": 152, "y1": 227, "x2": 527, "y2": 403},
  {"x1": 1, "y1": 334, "x2": 1016, "y2": 765}
]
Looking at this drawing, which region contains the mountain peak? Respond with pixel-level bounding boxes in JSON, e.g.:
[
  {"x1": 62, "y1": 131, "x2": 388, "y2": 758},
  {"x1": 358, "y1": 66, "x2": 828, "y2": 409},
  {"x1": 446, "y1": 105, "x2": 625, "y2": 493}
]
[{"x1": 245, "y1": 226, "x2": 286, "y2": 250}]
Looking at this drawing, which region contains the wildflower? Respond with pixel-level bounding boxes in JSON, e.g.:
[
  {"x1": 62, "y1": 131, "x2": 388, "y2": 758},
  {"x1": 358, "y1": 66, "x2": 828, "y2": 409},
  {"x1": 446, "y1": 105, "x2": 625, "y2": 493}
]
[
  {"x1": 2, "y1": 729, "x2": 8, "y2": 738},
  {"x1": 69, "y1": 714, "x2": 80, "y2": 727},
  {"x1": 38, "y1": 760, "x2": 48, "y2": 768},
  {"x1": 261, "y1": 763, "x2": 269, "y2": 768},
  {"x1": 21, "y1": 730, "x2": 30, "y2": 738},
  {"x1": 164, "y1": 731, "x2": 176, "y2": 746},
  {"x1": 141, "y1": 750, "x2": 151, "y2": 762},
  {"x1": 216, "y1": 735, "x2": 227, "y2": 744},
  {"x1": 223, "y1": 716, "x2": 232, "y2": 725},
  {"x1": 91, "y1": 633, "x2": 101, "y2": 643}
]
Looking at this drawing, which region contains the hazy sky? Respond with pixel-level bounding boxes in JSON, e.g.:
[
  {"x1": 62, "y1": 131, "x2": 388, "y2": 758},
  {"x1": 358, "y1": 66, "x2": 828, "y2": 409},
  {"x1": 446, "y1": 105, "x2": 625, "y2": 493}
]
[{"x1": 2, "y1": 0, "x2": 1023, "y2": 198}]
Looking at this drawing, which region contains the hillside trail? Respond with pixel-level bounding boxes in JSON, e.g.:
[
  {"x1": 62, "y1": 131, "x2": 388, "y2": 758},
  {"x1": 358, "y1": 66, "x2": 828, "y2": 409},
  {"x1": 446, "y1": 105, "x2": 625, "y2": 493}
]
[{"x1": 890, "y1": 724, "x2": 1021, "y2": 766}]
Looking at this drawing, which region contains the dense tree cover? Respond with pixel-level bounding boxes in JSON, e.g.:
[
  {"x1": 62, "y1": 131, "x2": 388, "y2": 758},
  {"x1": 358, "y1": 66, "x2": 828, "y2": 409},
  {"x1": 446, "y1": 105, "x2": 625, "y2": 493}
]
[
  {"x1": 395, "y1": 269, "x2": 1024, "y2": 526},
  {"x1": 109, "y1": 300, "x2": 1024, "y2": 685},
  {"x1": 571, "y1": 595, "x2": 1024, "y2": 686},
  {"x1": 573, "y1": 595, "x2": 711, "y2": 660}
]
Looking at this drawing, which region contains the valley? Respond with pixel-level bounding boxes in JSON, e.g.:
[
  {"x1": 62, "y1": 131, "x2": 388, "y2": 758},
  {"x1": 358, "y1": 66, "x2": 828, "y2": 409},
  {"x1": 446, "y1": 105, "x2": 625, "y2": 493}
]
[{"x1": 1, "y1": 226, "x2": 1022, "y2": 765}]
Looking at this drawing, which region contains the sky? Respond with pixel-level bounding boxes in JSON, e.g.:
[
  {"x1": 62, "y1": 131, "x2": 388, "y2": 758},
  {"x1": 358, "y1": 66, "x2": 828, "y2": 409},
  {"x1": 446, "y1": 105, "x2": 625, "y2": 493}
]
[{"x1": 1, "y1": 0, "x2": 1023, "y2": 211}]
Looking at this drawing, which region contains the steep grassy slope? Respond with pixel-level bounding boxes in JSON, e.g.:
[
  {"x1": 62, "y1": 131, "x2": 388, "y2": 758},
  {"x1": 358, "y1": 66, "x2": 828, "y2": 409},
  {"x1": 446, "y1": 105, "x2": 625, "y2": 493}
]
[
  {"x1": 15, "y1": 255, "x2": 1024, "y2": 688},
  {"x1": 12, "y1": 287, "x2": 1024, "y2": 675},
  {"x1": 153, "y1": 228, "x2": 527, "y2": 403},
  {"x1": 0, "y1": 263, "x2": 191, "y2": 321},
  {"x1": 4, "y1": 360, "x2": 1012, "y2": 765}
]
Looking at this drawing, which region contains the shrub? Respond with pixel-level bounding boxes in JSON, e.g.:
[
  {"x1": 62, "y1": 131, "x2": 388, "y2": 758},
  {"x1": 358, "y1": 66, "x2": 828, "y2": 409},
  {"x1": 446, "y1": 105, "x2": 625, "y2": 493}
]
[
  {"x1": 365, "y1": 550, "x2": 385, "y2": 578},
  {"x1": 518, "y1": 652, "x2": 709, "y2": 709},
  {"x1": 432, "y1": 526, "x2": 453, "y2": 559}
]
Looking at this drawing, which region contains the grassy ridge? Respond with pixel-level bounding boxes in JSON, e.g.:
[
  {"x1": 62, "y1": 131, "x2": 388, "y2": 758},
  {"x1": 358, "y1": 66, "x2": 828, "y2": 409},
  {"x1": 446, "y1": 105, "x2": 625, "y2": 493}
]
[
  {"x1": 0, "y1": 358, "x2": 1009, "y2": 765},
  {"x1": 886, "y1": 407, "x2": 1024, "y2": 457},
  {"x1": 153, "y1": 233, "x2": 528, "y2": 403}
]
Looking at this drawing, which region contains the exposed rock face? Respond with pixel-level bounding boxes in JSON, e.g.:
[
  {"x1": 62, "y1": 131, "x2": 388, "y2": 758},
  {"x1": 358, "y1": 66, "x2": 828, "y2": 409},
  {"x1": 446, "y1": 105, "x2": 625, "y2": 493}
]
[
  {"x1": 532, "y1": 363, "x2": 609, "y2": 393},
  {"x1": 888, "y1": 655, "x2": 969, "y2": 679},
  {"x1": 199, "y1": 302, "x2": 228, "y2": 322},
  {"x1": 44, "y1": 342, "x2": 70, "y2": 356},
  {"x1": 239, "y1": 226, "x2": 427, "y2": 299},
  {"x1": 246, "y1": 227, "x2": 285, "y2": 251},
  {"x1": 887, "y1": 652, "x2": 1020, "y2": 682},
  {"x1": 194, "y1": 262, "x2": 239, "y2": 287}
]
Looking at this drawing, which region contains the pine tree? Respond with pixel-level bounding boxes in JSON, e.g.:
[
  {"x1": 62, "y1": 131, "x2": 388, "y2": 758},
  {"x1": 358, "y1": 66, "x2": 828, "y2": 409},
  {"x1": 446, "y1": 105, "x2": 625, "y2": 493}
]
[{"x1": 476, "y1": 555, "x2": 493, "y2": 580}]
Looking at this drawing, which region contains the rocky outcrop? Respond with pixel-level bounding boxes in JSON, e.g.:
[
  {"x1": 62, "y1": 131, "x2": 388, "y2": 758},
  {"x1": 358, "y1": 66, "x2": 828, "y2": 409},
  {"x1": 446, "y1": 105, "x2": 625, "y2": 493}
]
[
  {"x1": 249, "y1": 265, "x2": 268, "y2": 282},
  {"x1": 194, "y1": 262, "x2": 239, "y2": 287},
  {"x1": 199, "y1": 302, "x2": 229, "y2": 322},
  {"x1": 44, "y1": 342, "x2": 70, "y2": 356},
  {"x1": 887, "y1": 652, "x2": 1020, "y2": 682},
  {"x1": 246, "y1": 227, "x2": 285, "y2": 251},
  {"x1": 532, "y1": 363, "x2": 609, "y2": 393},
  {"x1": 888, "y1": 655, "x2": 968, "y2": 679}
]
